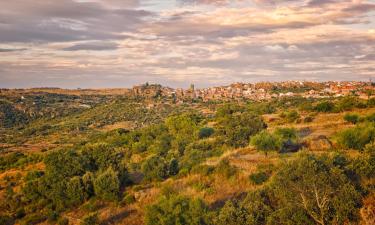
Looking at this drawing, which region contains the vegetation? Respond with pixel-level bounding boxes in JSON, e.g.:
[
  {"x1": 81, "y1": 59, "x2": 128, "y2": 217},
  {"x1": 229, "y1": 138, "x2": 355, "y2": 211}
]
[
  {"x1": 0, "y1": 90, "x2": 374, "y2": 225},
  {"x1": 344, "y1": 113, "x2": 360, "y2": 124},
  {"x1": 145, "y1": 195, "x2": 209, "y2": 225},
  {"x1": 250, "y1": 131, "x2": 281, "y2": 156}
]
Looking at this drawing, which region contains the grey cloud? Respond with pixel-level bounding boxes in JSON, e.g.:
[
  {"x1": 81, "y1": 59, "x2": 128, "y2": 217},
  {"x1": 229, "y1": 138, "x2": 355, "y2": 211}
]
[
  {"x1": 62, "y1": 41, "x2": 119, "y2": 51},
  {"x1": 178, "y1": 0, "x2": 234, "y2": 5},
  {"x1": 0, "y1": 0, "x2": 153, "y2": 43},
  {"x1": 343, "y1": 3, "x2": 375, "y2": 13},
  {"x1": 0, "y1": 48, "x2": 27, "y2": 52}
]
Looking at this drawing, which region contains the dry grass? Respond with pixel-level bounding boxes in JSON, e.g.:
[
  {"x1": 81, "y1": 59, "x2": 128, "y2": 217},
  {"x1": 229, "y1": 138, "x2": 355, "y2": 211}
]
[{"x1": 100, "y1": 121, "x2": 136, "y2": 131}]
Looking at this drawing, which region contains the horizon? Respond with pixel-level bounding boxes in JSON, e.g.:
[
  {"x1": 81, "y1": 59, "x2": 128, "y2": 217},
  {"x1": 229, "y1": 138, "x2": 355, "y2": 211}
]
[
  {"x1": 0, "y1": 0, "x2": 374, "y2": 88},
  {"x1": 1, "y1": 79, "x2": 372, "y2": 90}
]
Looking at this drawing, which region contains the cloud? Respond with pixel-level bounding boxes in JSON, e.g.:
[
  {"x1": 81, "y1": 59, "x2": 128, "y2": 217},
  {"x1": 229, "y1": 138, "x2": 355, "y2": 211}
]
[
  {"x1": 0, "y1": 0, "x2": 153, "y2": 43},
  {"x1": 62, "y1": 41, "x2": 119, "y2": 51},
  {"x1": 307, "y1": 0, "x2": 349, "y2": 7},
  {"x1": 178, "y1": 0, "x2": 235, "y2": 5},
  {"x1": 0, "y1": 48, "x2": 27, "y2": 52},
  {"x1": 0, "y1": 0, "x2": 374, "y2": 88}
]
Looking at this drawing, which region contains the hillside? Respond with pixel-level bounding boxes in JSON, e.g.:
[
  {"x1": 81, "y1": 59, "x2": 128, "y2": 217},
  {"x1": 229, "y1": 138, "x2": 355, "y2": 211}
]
[{"x1": 0, "y1": 90, "x2": 374, "y2": 225}]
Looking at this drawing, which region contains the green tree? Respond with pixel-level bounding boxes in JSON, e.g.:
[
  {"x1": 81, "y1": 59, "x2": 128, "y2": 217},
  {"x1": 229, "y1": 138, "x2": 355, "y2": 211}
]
[
  {"x1": 198, "y1": 127, "x2": 214, "y2": 139},
  {"x1": 141, "y1": 156, "x2": 168, "y2": 181},
  {"x1": 145, "y1": 195, "x2": 208, "y2": 225},
  {"x1": 216, "y1": 201, "x2": 249, "y2": 225},
  {"x1": 270, "y1": 153, "x2": 362, "y2": 225},
  {"x1": 274, "y1": 127, "x2": 297, "y2": 141},
  {"x1": 250, "y1": 131, "x2": 281, "y2": 156},
  {"x1": 168, "y1": 158, "x2": 179, "y2": 176},
  {"x1": 337, "y1": 123, "x2": 375, "y2": 150},
  {"x1": 166, "y1": 114, "x2": 199, "y2": 154},
  {"x1": 94, "y1": 167, "x2": 120, "y2": 201},
  {"x1": 44, "y1": 149, "x2": 88, "y2": 179},
  {"x1": 66, "y1": 176, "x2": 86, "y2": 206},
  {"x1": 217, "y1": 111, "x2": 266, "y2": 147}
]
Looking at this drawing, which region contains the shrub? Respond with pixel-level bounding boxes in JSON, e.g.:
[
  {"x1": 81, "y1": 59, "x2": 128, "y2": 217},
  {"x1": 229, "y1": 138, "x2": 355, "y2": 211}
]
[
  {"x1": 216, "y1": 201, "x2": 249, "y2": 225},
  {"x1": 121, "y1": 193, "x2": 136, "y2": 206},
  {"x1": 20, "y1": 213, "x2": 46, "y2": 225},
  {"x1": 344, "y1": 113, "x2": 359, "y2": 124},
  {"x1": 315, "y1": 101, "x2": 334, "y2": 112},
  {"x1": 0, "y1": 215, "x2": 14, "y2": 225},
  {"x1": 94, "y1": 167, "x2": 120, "y2": 201},
  {"x1": 141, "y1": 156, "x2": 168, "y2": 181},
  {"x1": 336, "y1": 97, "x2": 357, "y2": 112},
  {"x1": 66, "y1": 176, "x2": 86, "y2": 206},
  {"x1": 57, "y1": 217, "x2": 69, "y2": 225},
  {"x1": 271, "y1": 153, "x2": 362, "y2": 225},
  {"x1": 303, "y1": 116, "x2": 314, "y2": 123},
  {"x1": 24, "y1": 170, "x2": 44, "y2": 182},
  {"x1": 80, "y1": 213, "x2": 99, "y2": 225},
  {"x1": 239, "y1": 190, "x2": 273, "y2": 225},
  {"x1": 285, "y1": 110, "x2": 300, "y2": 123},
  {"x1": 198, "y1": 127, "x2": 214, "y2": 139},
  {"x1": 350, "y1": 142, "x2": 375, "y2": 179},
  {"x1": 216, "y1": 111, "x2": 266, "y2": 147},
  {"x1": 250, "y1": 131, "x2": 281, "y2": 156},
  {"x1": 168, "y1": 158, "x2": 179, "y2": 176},
  {"x1": 274, "y1": 127, "x2": 297, "y2": 141},
  {"x1": 249, "y1": 172, "x2": 269, "y2": 185},
  {"x1": 365, "y1": 112, "x2": 375, "y2": 122},
  {"x1": 44, "y1": 149, "x2": 88, "y2": 179},
  {"x1": 145, "y1": 195, "x2": 208, "y2": 225},
  {"x1": 337, "y1": 123, "x2": 375, "y2": 150},
  {"x1": 215, "y1": 159, "x2": 237, "y2": 178}
]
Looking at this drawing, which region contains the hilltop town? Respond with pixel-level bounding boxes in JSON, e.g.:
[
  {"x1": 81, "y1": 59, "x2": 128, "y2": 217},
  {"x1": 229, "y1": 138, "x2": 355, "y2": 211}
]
[{"x1": 132, "y1": 81, "x2": 375, "y2": 101}]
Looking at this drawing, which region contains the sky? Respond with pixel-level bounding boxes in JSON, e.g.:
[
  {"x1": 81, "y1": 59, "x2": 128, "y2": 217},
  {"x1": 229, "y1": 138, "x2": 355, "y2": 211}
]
[{"x1": 0, "y1": 0, "x2": 374, "y2": 88}]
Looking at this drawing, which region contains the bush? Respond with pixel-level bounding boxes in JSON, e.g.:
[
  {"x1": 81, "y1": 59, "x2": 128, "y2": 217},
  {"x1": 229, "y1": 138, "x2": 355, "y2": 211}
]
[
  {"x1": 20, "y1": 213, "x2": 46, "y2": 225},
  {"x1": 0, "y1": 215, "x2": 14, "y2": 225},
  {"x1": 249, "y1": 172, "x2": 269, "y2": 185},
  {"x1": 57, "y1": 217, "x2": 69, "y2": 225},
  {"x1": 315, "y1": 101, "x2": 334, "y2": 112},
  {"x1": 274, "y1": 127, "x2": 297, "y2": 141},
  {"x1": 350, "y1": 142, "x2": 375, "y2": 179},
  {"x1": 168, "y1": 158, "x2": 179, "y2": 176},
  {"x1": 66, "y1": 176, "x2": 86, "y2": 206},
  {"x1": 271, "y1": 153, "x2": 362, "y2": 225},
  {"x1": 337, "y1": 123, "x2": 375, "y2": 150},
  {"x1": 81, "y1": 213, "x2": 99, "y2": 225},
  {"x1": 344, "y1": 113, "x2": 359, "y2": 124},
  {"x1": 145, "y1": 195, "x2": 208, "y2": 225},
  {"x1": 303, "y1": 116, "x2": 314, "y2": 123},
  {"x1": 94, "y1": 167, "x2": 120, "y2": 201},
  {"x1": 215, "y1": 159, "x2": 237, "y2": 178},
  {"x1": 336, "y1": 97, "x2": 357, "y2": 112},
  {"x1": 285, "y1": 110, "x2": 300, "y2": 123},
  {"x1": 250, "y1": 131, "x2": 281, "y2": 156},
  {"x1": 216, "y1": 111, "x2": 266, "y2": 147},
  {"x1": 216, "y1": 201, "x2": 249, "y2": 225},
  {"x1": 121, "y1": 193, "x2": 136, "y2": 206},
  {"x1": 365, "y1": 112, "x2": 375, "y2": 122},
  {"x1": 198, "y1": 127, "x2": 214, "y2": 139},
  {"x1": 141, "y1": 156, "x2": 168, "y2": 181}
]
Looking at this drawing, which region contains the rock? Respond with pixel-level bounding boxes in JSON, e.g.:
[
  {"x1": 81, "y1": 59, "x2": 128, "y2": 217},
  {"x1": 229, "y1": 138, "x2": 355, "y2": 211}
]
[
  {"x1": 279, "y1": 140, "x2": 304, "y2": 153},
  {"x1": 308, "y1": 135, "x2": 333, "y2": 151}
]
